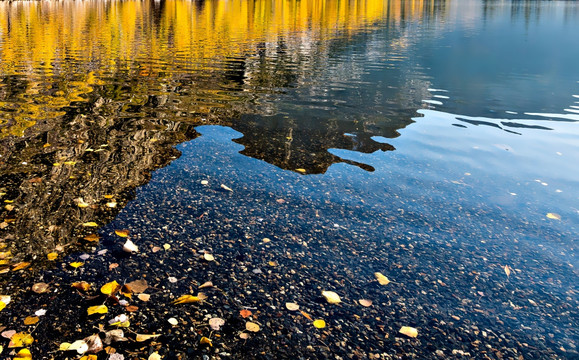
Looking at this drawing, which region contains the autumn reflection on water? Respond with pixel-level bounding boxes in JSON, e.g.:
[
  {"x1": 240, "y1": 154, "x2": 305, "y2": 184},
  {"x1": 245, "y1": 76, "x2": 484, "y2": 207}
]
[{"x1": 0, "y1": 0, "x2": 448, "y2": 262}]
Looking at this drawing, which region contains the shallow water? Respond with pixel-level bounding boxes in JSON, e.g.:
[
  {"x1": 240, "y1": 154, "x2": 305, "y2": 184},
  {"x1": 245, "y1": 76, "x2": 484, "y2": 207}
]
[{"x1": 0, "y1": 0, "x2": 577, "y2": 358}]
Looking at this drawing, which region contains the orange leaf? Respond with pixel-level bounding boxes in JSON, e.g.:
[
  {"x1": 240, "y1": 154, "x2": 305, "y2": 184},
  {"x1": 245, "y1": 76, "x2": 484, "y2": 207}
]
[{"x1": 239, "y1": 309, "x2": 252, "y2": 318}]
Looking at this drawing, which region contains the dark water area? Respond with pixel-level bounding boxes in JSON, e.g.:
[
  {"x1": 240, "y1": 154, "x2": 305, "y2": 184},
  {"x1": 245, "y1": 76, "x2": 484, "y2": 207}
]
[{"x1": 0, "y1": 0, "x2": 577, "y2": 359}]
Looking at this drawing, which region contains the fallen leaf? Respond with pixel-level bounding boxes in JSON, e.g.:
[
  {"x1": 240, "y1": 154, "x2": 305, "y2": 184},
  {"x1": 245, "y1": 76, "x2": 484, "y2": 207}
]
[
  {"x1": 220, "y1": 184, "x2": 233, "y2": 192},
  {"x1": 209, "y1": 317, "x2": 225, "y2": 331},
  {"x1": 34, "y1": 309, "x2": 47, "y2": 316},
  {"x1": 285, "y1": 302, "x2": 299, "y2": 311},
  {"x1": 11, "y1": 262, "x2": 31, "y2": 271},
  {"x1": 104, "y1": 329, "x2": 126, "y2": 345},
  {"x1": 167, "y1": 318, "x2": 178, "y2": 326},
  {"x1": 199, "y1": 281, "x2": 213, "y2": 289},
  {"x1": 72, "y1": 282, "x2": 91, "y2": 292},
  {"x1": 168, "y1": 277, "x2": 178, "y2": 283},
  {"x1": 375, "y1": 272, "x2": 390, "y2": 285},
  {"x1": 69, "y1": 262, "x2": 84, "y2": 268},
  {"x1": 101, "y1": 281, "x2": 121, "y2": 295},
  {"x1": 76, "y1": 198, "x2": 89, "y2": 208},
  {"x1": 114, "y1": 230, "x2": 130, "y2": 238},
  {"x1": 200, "y1": 336, "x2": 213, "y2": 346},
  {"x1": 84, "y1": 334, "x2": 103, "y2": 354},
  {"x1": 268, "y1": 261, "x2": 277, "y2": 267},
  {"x1": 59, "y1": 342, "x2": 72, "y2": 351},
  {"x1": 245, "y1": 322, "x2": 260, "y2": 332},
  {"x1": 4, "y1": 204, "x2": 14, "y2": 211},
  {"x1": 67, "y1": 339, "x2": 88, "y2": 354},
  {"x1": 546, "y1": 213, "x2": 561, "y2": 220},
  {"x1": 313, "y1": 319, "x2": 326, "y2": 329},
  {"x1": 87, "y1": 305, "x2": 108, "y2": 315},
  {"x1": 137, "y1": 294, "x2": 150, "y2": 302},
  {"x1": 125, "y1": 305, "x2": 138, "y2": 312},
  {"x1": 203, "y1": 253, "x2": 215, "y2": 261},
  {"x1": 299, "y1": 310, "x2": 313, "y2": 321},
  {"x1": 106, "y1": 202, "x2": 117, "y2": 208},
  {"x1": 239, "y1": 309, "x2": 252, "y2": 318},
  {"x1": 135, "y1": 334, "x2": 161, "y2": 342},
  {"x1": 152, "y1": 246, "x2": 161, "y2": 253},
  {"x1": 359, "y1": 299, "x2": 373, "y2": 307},
  {"x1": 80, "y1": 355, "x2": 97, "y2": 360},
  {"x1": 32, "y1": 282, "x2": 49, "y2": 294},
  {"x1": 13, "y1": 348, "x2": 32, "y2": 360},
  {"x1": 23, "y1": 316, "x2": 39, "y2": 325},
  {"x1": 163, "y1": 244, "x2": 170, "y2": 250},
  {"x1": 399, "y1": 326, "x2": 418, "y2": 338},
  {"x1": 47, "y1": 252, "x2": 58, "y2": 261},
  {"x1": 200, "y1": 180, "x2": 209, "y2": 185},
  {"x1": 8, "y1": 332, "x2": 34, "y2": 348},
  {"x1": 295, "y1": 168, "x2": 306, "y2": 174},
  {"x1": 148, "y1": 352, "x2": 162, "y2": 360},
  {"x1": 2, "y1": 329, "x2": 16, "y2": 339},
  {"x1": 122, "y1": 240, "x2": 138, "y2": 253},
  {"x1": 172, "y1": 293, "x2": 207, "y2": 304},
  {"x1": 321, "y1": 290, "x2": 341, "y2": 304},
  {"x1": 504, "y1": 265, "x2": 511, "y2": 277},
  {"x1": 109, "y1": 263, "x2": 119, "y2": 271},
  {"x1": 239, "y1": 332, "x2": 250, "y2": 339},
  {"x1": 82, "y1": 222, "x2": 98, "y2": 227},
  {"x1": 84, "y1": 234, "x2": 100, "y2": 242},
  {"x1": 104, "y1": 195, "x2": 114, "y2": 199},
  {"x1": 126, "y1": 279, "x2": 148, "y2": 293}
]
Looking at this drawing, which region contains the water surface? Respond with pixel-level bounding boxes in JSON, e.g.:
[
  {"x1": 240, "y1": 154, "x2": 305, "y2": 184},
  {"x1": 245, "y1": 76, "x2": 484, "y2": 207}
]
[{"x1": 0, "y1": 0, "x2": 577, "y2": 358}]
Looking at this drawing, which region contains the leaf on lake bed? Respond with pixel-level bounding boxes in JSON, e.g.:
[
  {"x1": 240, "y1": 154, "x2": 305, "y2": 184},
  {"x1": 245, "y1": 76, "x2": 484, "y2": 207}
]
[
  {"x1": 84, "y1": 234, "x2": 100, "y2": 242},
  {"x1": 87, "y1": 305, "x2": 108, "y2": 315},
  {"x1": 135, "y1": 334, "x2": 161, "y2": 342},
  {"x1": 504, "y1": 265, "x2": 511, "y2": 277},
  {"x1": 82, "y1": 222, "x2": 98, "y2": 227},
  {"x1": 313, "y1": 319, "x2": 326, "y2": 329},
  {"x1": 122, "y1": 240, "x2": 138, "y2": 253},
  {"x1": 245, "y1": 322, "x2": 260, "y2": 332},
  {"x1": 200, "y1": 336, "x2": 213, "y2": 346},
  {"x1": 126, "y1": 279, "x2": 148, "y2": 293},
  {"x1": 13, "y1": 349, "x2": 32, "y2": 360},
  {"x1": 399, "y1": 326, "x2": 418, "y2": 338},
  {"x1": 358, "y1": 299, "x2": 373, "y2": 307},
  {"x1": 8, "y1": 332, "x2": 34, "y2": 348},
  {"x1": 72, "y1": 282, "x2": 91, "y2": 292},
  {"x1": 321, "y1": 290, "x2": 341, "y2": 304},
  {"x1": 47, "y1": 252, "x2": 58, "y2": 261},
  {"x1": 137, "y1": 293, "x2": 151, "y2": 302},
  {"x1": 299, "y1": 310, "x2": 313, "y2": 321},
  {"x1": 69, "y1": 262, "x2": 84, "y2": 268},
  {"x1": 209, "y1": 317, "x2": 225, "y2": 330},
  {"x1": 239, "y1": 309, "x2": 252, "y2": 318},
  {"x1": 546, "y1": 213, "x2": 561, "y2": 220},
  {"x1": 285, "y1": 302, "x2": 299, "y2": 311},
  {"x1": 375, "y1": 272, "x2": 390, "y2": 285},
  {"x1": 203, "y1": 253, "x2": 215, "y2": 261},
  {"x1": 32, "y1": 282, "x2": 49, "y2": 294},
  {"x1": 115, "y1": 230, "x2": 130, "y2": 237},
  {"x1": 23, "y1": 316, "x2": 39, "y2": 325},
  {"x1": 173, "y1": 293, "x2": 207, "y2": 304},
  {"x1": 12, "y1": 262, "x2": 31, "y2": 271},
  {"x1": 0, "y1": 295, "x2": 11, "y2": 311},
  {"x1": 199, "y1": 281, "x2": 213, "y2": 289}
]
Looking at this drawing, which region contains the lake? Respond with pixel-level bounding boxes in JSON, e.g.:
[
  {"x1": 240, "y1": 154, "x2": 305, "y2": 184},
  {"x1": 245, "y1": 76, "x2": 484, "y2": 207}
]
[{"x1": 0, "y1": 0, "x2": 577, "y2": 359}]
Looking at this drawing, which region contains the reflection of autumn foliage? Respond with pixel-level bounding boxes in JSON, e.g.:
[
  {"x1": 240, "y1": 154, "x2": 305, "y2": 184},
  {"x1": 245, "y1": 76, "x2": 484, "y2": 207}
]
[{"x1": 0, "y1": 0, "x2": 448, "y2": 262}]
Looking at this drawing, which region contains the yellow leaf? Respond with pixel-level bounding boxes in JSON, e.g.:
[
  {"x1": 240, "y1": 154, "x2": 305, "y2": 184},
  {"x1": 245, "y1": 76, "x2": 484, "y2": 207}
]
[
  {"x1": 59, "y1": 342, "x2": 72, "y2": 351},
  {"x1": 203, "y1": 253, "x2": 215, "y2": 261},
  {"x1": 399, "y1": 326, "x2": 418, "y2": 338},
  {"x1": 87, "y1": 305, "x2": 108, "y2": 315},
  {"x1": 82, "y1": 222, "x2": 98, "y2": 227},
  {"x1": 114, "y1": 230, "x2": 130, "y2": 237},
  {"x1": 375, "y1": 272, "x2": 390, "y2": 285},
  {"x1": 14, "y1": 348, "x2": 32, "y2": 360},
  {"x1": 12, "y1": 262, "x2": 31, "y2": 271},
  {"x1": 0, "y1": 295, "x2": 11, "y2": 311},
  {"x1": 295, "y1": 168, "x2": 306, "y2": 174},
  {"x1": 80, "y1": 355, "x2": 97, "y2": 360},
  {"x1": 23, "y1": 316, "x2": 39, "y2": 325},
  {"x1": 8, "y1": 332, "x2": 34, "y2": 348},
  {"x1": 245, "y1": 322, "x2": 260, "y2": 332},
  {"x1": 313, "y1": 319, "x2": 326, "y2": 329},
  {"x1": 321, "y1": 290, "x2": 341, "y2": 304},
  {"x1": 100, "y1": 280, "x2": 121, "y2": 295},
  {"x1": 172, "y1": 293, "x2": 207, "y2": 304},
  {"x1": 359, "y1": 299, "x2": 373, "y2": 307},
  {"x1": 163, "y1": 244, "x2": 170, "y2": 250},
  {"x1": 148, "y1": 352, "x2": 162, "y2": 360},
  {"x1": 135, "y1": 334, "x2": 161, "y2": 342},
  {"x1": 69, "y1": 262, "x2": 84, "y2": 268},
  {"x1": 83, "y1": 234, "x2": 100, "y2": 242},
  {"x1": 104, "y1": 195, "x2": 114, "y2": 199},
  {"x1": 0, "y1": 301, "x2": 6, "y2": 312},
  {"x1": 47, "y1": 252, "x2": 58, "y2": 261},
  {"x1": 200, "y1": 337, "x2": 212, "y2": 346},
  {"x1": 106, "y1": 202, "x2": 117, "y2": 208},
  {"x1": 546, "y1": 213, "x2": 561, "y2": 220},
  {"x1": 504, "y1": 265, "x2": 511, "y2": 277}
]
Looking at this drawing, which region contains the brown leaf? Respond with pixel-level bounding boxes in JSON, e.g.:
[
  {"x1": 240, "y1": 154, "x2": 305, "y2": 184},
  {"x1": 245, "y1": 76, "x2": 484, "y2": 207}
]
[
  {"x1": 11, "y1": 262, "x2": 31, "y2": 271},
  {"x1": 126, "y1": 279, "x2": 148, "y2": 293},
  {"x1": 84, "y1": 333, "x2": 103, "y2": 354},
  {"x1": 72, "y1": 281, "x2": 91, "y2": 292},
  {"x1": 299, "y1": 310, "x2": 313, "y2": 321},
  {"x1": 137, "y1": 294, "x2": 150, "y2": 302},
  {"x1": 23, "y1": 316, "x2": 39, "y2": 325},
  {"x1": 199, "y1": 281, "x2": 213, "y2": 289},
  {"x1": 31, "y1": 282, "x2": 49, "y2": 294},
  {"x1": 358, "y1": 299, "x2": 373, "y2": 307},
  {"x1": 84, "y1": 234, "x2": 100, "y2": 242},
  {"x1": 125, "y1": 305, "x2": 139, "y2": 312},
  {"x1": 109, "y1": 263, "x2": 119, "y2": 271}
]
